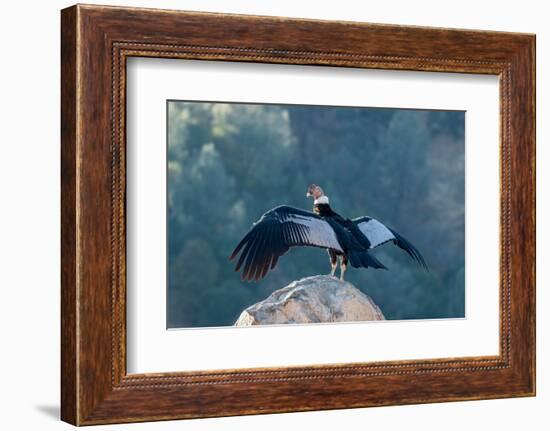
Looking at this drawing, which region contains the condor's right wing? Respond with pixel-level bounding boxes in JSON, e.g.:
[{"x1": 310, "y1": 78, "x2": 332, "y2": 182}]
[{"x1": 353, "y1": 216, "x2": 428, "y2": 270}]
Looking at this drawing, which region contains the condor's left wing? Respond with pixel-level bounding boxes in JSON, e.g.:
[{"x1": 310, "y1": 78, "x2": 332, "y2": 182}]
[{"x1": 230, "y1": 205, "x2": 343, "y2": 281}]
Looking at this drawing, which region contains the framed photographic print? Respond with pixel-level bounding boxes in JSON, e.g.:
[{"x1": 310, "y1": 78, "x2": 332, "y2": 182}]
[{"x1": 61, "y1": 4, "x2": 535, "y2": 425}]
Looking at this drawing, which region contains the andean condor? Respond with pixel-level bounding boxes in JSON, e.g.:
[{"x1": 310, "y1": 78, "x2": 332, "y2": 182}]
[{"x1": 229, "y1": 184, "x2": 428, "y2": 281}]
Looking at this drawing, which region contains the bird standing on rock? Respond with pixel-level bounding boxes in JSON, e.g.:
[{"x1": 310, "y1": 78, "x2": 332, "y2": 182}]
[{"x1": 230, "y1": 184, "x2": 427, "y2": 281}]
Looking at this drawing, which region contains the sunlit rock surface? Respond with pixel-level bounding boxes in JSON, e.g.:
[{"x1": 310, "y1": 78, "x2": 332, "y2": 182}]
[{"x1": 234, "y1": 275, "x2": 385, "y2": 326}]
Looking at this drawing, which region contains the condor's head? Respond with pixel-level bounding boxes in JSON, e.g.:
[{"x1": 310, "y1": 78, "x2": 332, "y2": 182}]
[{"x1": 306, "y1": 184, "x2": 324, "y2": 200}]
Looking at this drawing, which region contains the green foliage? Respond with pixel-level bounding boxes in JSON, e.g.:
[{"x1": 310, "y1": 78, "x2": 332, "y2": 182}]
[{"x1": 167, "y1": 101, "x2": 465, "y2": 327}]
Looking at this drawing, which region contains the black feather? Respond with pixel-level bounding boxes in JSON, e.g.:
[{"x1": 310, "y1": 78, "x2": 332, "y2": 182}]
[
  {"x1": 389, "y1": 227, "x2": 429, "y2": 271},
  {"x1": 242, "y1": 229, "x2": 264, "y2": 280},
  {"x1": 229, "y1": 229, "x2": 251, "y2": 260},
  {"x1": 235, "y1": 230, "x2": 257, "y2": 272}
]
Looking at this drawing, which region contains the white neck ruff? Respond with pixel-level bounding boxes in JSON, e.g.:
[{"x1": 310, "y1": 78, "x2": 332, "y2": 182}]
[{"x1": 314, "y1": 196, "x2": 329, "y2": 205}]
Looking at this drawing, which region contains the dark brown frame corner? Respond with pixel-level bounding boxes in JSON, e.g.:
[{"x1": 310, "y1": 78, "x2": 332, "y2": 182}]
[{"x1": 61, "y1": 4, "x2": 535, "y2": 425}]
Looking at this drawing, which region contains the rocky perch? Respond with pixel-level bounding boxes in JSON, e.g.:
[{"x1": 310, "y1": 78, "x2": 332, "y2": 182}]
[{"x1": 234, "y1": 275, "x2": 385, "y2": 326}]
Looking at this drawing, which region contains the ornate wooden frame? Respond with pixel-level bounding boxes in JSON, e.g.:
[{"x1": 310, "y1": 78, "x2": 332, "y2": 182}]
[{"x1": 61, "y1": 4, "x2": 535, "y2": 425}]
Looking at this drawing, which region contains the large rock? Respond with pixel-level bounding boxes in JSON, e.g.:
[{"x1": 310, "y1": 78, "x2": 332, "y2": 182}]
[{"x1": 234, "y1": 275, "x2": 385, "y2": 326}]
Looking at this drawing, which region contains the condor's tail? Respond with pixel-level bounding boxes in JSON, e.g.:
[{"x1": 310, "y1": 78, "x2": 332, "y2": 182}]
[{"x1": 347, "y1": 250, "x2": 387, "y2": 270}]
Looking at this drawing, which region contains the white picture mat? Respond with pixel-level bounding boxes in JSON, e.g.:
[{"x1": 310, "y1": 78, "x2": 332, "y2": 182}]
[{"x1": 126, "y1": 58, "x2": 500, "y2": 374}]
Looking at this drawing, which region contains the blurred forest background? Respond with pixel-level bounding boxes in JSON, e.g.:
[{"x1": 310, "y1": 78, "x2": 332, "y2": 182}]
[{"x1": 167, "y1": 101, "x2": 465, "y2": 328}]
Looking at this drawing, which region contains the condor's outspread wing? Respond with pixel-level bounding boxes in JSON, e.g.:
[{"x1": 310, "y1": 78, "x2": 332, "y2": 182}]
[
  {"x1": 230, "y1": 205, "x2": 343, "y2": 281},
  {"x1": 353, "y1": 216, "x2": 428, "y2": 270}
]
